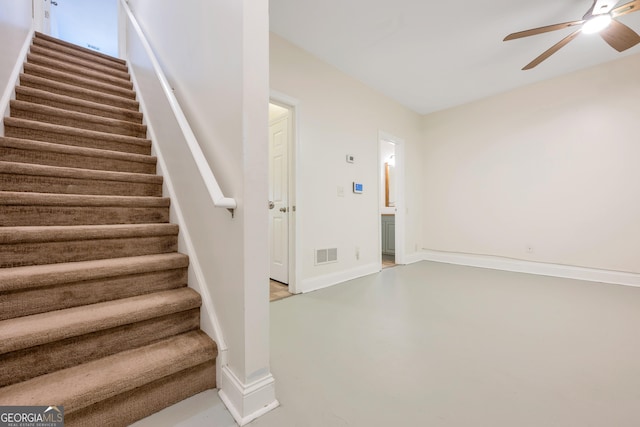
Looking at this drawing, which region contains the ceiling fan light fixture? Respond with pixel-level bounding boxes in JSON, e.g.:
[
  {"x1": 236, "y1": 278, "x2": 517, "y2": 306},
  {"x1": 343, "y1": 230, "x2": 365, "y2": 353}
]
[{"x1": 582, "y1": 14, "x2": 612, "y2": 34}]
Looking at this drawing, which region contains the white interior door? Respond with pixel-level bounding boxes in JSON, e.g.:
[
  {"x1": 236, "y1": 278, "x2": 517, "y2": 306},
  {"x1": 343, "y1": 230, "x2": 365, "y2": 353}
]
[{"x1": 269, "y1": 117, "x2": 289, "y2": 284}]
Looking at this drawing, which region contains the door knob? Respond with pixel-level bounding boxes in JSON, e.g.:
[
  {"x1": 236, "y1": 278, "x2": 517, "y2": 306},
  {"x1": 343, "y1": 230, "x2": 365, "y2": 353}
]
[
  {"x1": 268, "y1": 201, "x2": 275, "y2": 209},
  {"x1": 279, "y1": 207, "x2": 287, "y2": 213}
]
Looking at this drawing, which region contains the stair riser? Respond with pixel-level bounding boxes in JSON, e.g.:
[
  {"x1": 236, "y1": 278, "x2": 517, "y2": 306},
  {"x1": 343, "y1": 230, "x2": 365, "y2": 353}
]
[
  {"x1": 32, "y1": 37, "x2": 128, "y2": 72},
  {"x1": 0, "y1": 146, "x2": 156, "y2": 174},
  {"x1": 0, "y1": 174, "x2": 162, "y2": 197},
  {"x1": 16, "y1": 90, "x2": 143, "y2": 124},
  {"x1": 27, "y1": 54, "x2": 133, "y2": 90},
  {"x1": 24, "y1": 64, "x2": 136, "y2": 100},
  {"x1": 66, "y1": 361, "x2": 216, "y2": 426},
  {"x1": 20, "y1": 76, "x2": 139, "y2": 111},
  {"x1": 29, "y1": 45, "x2": 131, "y2": 81},
  {"x1": 0, "y1": 205, "x2": 169, "y2": 227},
  {"x1": 11, "y1": 107, "x2": 147, "y2": 138},
  {"x1": 0, "y1": 235, "x2": 178, "y2": 268},
  {"x1": 4, "y1": 125, "x2": 151, "y2": 155},
  {"x1": 0, "y1": 309, "x2": 199, "y2": 387},
  {"x1": 0, "y1": 268, "x2": 187, "y2": 321}
]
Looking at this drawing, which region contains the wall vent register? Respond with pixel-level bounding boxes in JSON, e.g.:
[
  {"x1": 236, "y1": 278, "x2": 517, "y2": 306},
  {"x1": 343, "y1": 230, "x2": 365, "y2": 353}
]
[{"x1": 315, "y1": 248, "x2": 338, "y2": 265}]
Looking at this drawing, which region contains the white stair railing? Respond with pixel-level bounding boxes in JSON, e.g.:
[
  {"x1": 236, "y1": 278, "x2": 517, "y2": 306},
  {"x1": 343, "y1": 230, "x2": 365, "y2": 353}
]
[{"x1": 119, "y1": 0, "x2": 236, "y2": 216}]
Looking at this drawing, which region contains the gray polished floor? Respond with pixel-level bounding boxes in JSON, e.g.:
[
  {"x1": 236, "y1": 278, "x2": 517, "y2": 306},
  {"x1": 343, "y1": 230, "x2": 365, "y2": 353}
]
[{"x1": 135, "y1": 261, "x2": 640, "y2": 427}]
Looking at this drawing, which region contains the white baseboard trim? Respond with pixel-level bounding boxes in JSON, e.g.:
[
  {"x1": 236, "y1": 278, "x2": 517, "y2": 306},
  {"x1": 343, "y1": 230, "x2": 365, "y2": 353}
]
[
  {"x1": 1, "y1": 29, "x2": 33, "y2": 135},
  {"x1": 401, "y1": 252, "x2": 424, "y2": 265},
  {"x1": 300, "y1": 262, "x2": 380, "y2": 293},
  {"x1": 218, "y1": 366, "x2": 279, "y2": 426},
  {"x1": 420, "y1": 249, "x2": 640, "y2": 287}
]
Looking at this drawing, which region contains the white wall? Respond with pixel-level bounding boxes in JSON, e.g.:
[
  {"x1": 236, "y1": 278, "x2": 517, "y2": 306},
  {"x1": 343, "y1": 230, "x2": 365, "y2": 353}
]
[
  {"x1": 50, "y1": 0, "x2": 118, "y2": 57},
  {"x1": 270, "y1": 33, "x2": 423, "y2": 292},
  {"x1": 421, "y1": 53, "x2": 640, "y2": 274},
  {"x1": 0, "y1": 0, "x2": 32, "y2": 131},
  {"x1": 126, "y1": 0, "x2": 275, "y2": 422}
]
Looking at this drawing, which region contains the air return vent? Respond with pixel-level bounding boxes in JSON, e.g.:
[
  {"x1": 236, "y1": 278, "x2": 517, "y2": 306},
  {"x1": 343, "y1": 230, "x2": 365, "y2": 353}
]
[{"x1": 315, "y1": 248, "x2": 338, "y2": 265}]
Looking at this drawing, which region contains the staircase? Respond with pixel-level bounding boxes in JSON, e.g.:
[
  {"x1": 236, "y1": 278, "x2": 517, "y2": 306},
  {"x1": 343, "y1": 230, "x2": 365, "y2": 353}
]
[{"x1": 0, "y1": 32, "x2": 218, "y2": 425}]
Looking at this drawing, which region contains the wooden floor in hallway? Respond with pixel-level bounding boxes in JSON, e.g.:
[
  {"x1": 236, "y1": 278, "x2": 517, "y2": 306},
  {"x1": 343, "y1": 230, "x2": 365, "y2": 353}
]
[{"x1": 269, "y1": 280, "x2": 292, "y2": 302}]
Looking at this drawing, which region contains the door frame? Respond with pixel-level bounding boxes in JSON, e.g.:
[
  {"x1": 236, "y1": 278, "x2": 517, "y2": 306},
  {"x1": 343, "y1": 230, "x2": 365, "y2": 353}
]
[
  {"x1": 378, "y1": 130, "x2": 406, "y2": 266},
  {"x1": 269, "y1": 90, "x2": 299, "y2": 294}
]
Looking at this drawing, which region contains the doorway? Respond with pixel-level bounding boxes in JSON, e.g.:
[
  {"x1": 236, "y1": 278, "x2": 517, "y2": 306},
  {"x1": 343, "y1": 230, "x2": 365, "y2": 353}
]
[
  {"x1": 379, "y1": 131, "x2": 405, "y2": 268},
  {"x1": 268, "y1": 99, "x2": 297, "y2": 299},
  {"x1": 35, "y1": 0, "x2": 119, "y2": 57}
]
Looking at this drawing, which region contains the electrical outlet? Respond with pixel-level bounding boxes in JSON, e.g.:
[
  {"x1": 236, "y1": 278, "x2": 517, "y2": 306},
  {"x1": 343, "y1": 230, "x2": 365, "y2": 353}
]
[
  {"x1": 355, "y1": 247, "x2": 360, "y2": 260},
  {"x1": 526, "y1": 245, "x2": 534, "y2": 254}
]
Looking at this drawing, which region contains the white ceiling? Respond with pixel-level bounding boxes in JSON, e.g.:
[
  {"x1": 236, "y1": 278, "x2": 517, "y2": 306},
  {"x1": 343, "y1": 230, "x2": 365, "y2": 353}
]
[{"x1": 269, "y1": 0, "x2": 640, "y2": 114}]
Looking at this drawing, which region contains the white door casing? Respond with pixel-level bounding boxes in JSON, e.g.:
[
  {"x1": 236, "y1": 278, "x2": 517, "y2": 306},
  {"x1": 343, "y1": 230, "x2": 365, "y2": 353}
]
[
  {"x1": 33, "y1": 0, "x2": 52, "y2": 34},
  {"x1": 269, "y1": 117, "x2": 289, "y2": 283}
]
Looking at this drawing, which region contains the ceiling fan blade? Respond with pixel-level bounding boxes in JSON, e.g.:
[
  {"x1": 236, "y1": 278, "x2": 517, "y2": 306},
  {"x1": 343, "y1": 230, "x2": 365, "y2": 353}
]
[
  {"x1": 612, "y1": 0, "x2": 640, "y2": 17},
  {"x1": 522, "y1": 29, "x2": 583, "y2": 70},
  {"x1": 599, "y1": 19, "x2": 640, "y2": 51},
  {"x1": 504, "y1": 20, "x2": 585, "y2": 41}
]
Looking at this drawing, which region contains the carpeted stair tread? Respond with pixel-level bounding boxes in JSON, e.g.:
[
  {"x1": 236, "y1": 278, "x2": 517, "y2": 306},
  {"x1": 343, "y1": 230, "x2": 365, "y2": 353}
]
[
  {"x1": 10, "y1": 100, "x2": 147, "y2": 138},
  {"x1": 0, "y1": 223, "x2": 178, "y2": 244},
  {"x1": 0, "y1": 330, "x2": 216, "y2": 413},
  {"x1": 0, "y1": 192, "x2": 169, "y2": 208},
  {"x1": 0, "y1": 191, "x2": 170, "y2": 226},
  {"x1": 0, "y1": 223, "x2": 178, "y2": 267},
  {"x1": 27, "y1": 53, "x2": 133, "y2": 89},
  {"x1": 0, "y1": 288, "x2": 200, "y2": 355},
  {"x1": 19, "y1": 74, "x2": 139, "y2": 111},
  {"x1": 15, "y1": 85, "x2": 143, "y2": 123},
  {"x1": 0, "y1": 255, "x2": 189, "y2": 321},
  {"x1": 0, "y1": 136, "x2": 156, "y2": 174},
  {"x1": 0, "y1": 253, "x2": 188, "y2": 293},
  {"x1": 0, "y1": 161, "x2": 162, "y2": 185},
  {"x1": 34, "y1": 32, "x2": 128, "y2": 70},
  {"x1": 29, "y1": 44, "x2": 131, "y2": 82},
  {"x1": 4, "y1": 117, "x2": 151, "y2": 155},
  {"x1": 24, "y1": 63, "x2": 136, "y2": 100},
  {"x1": 65, "y1": 361, "x2": 216, "y2": 427},
  {"x1": 0, "y1": 309, "x2": 200, "y2": 387}
]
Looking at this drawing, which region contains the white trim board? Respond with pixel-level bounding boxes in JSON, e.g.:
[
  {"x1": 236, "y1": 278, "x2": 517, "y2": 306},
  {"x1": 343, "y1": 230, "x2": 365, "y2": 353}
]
[
  {"x1": 420, "y1": 249, "x2": 640, "y2": 288},
  {"x1": 300, "y1": 262, "x2": 380, "y2": 294},
  {"x1": 218, "y1": 366, "x2": 279, "y2": 426},
  {"x1": 0, "y1": 29, "x2": 34, "y2": 135}
]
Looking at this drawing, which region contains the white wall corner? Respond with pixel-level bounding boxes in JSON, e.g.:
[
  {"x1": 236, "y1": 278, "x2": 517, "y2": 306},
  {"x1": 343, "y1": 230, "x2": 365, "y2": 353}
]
[
  {"x1": 218, "y1": 366, "x2": 279, "y2": 426},
  {"x1": 420, "y1": 249, "x2": 640, "y2": 288},
  {"x1": 402, "y1": 252, "x2": 424, "y2": 265},
  {"x1": 300, "y1": 262, "x2": 380, "y2": 293},
  {"x1": 0, "y1": 28, "x2": 33, "y2": 135}
]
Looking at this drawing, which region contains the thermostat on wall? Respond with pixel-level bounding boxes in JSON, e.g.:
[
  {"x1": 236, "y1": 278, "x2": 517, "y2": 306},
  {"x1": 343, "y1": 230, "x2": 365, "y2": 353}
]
[{"x1": 353, "y1": 182, "x2": 363, "y2": 194}]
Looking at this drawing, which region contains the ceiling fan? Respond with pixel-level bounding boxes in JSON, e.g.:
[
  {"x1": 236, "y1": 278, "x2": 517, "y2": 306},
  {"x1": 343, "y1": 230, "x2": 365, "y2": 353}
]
[{"x1": 504, "y1": 0, "x2": 640, "y2": 70}]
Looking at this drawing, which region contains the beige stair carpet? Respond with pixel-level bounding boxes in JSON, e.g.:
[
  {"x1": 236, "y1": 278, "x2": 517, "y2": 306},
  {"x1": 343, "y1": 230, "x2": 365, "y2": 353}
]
[{"x1": 0, "y1": 32, "x2": 218, "y2": 426}]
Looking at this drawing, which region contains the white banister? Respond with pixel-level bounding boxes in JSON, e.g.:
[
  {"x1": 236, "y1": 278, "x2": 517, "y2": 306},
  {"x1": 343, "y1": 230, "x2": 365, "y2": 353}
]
[{"x1": 119, "y1": 0, "x2": 237, "y2": 216}]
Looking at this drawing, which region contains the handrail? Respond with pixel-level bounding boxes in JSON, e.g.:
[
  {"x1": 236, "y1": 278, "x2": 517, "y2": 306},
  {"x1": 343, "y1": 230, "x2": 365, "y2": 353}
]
[{"x1": 119, "y1": 0, "x2": 237, "y2": 216}]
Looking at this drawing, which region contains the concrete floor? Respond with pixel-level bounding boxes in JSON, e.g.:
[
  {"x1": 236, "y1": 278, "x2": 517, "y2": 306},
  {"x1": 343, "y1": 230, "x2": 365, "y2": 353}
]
[{"x1": 134, "y1": 261, "x2": 640, "y2": 427}]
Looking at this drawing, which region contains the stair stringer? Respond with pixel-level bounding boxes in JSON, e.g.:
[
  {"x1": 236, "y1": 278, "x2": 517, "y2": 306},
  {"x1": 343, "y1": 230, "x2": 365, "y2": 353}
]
[
  {"x1": 0, "y1": 29, "x2": 34, "y2": 136},
  {"x1": 127, "y1": 65, "x2": 228, "y2": 367}
]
